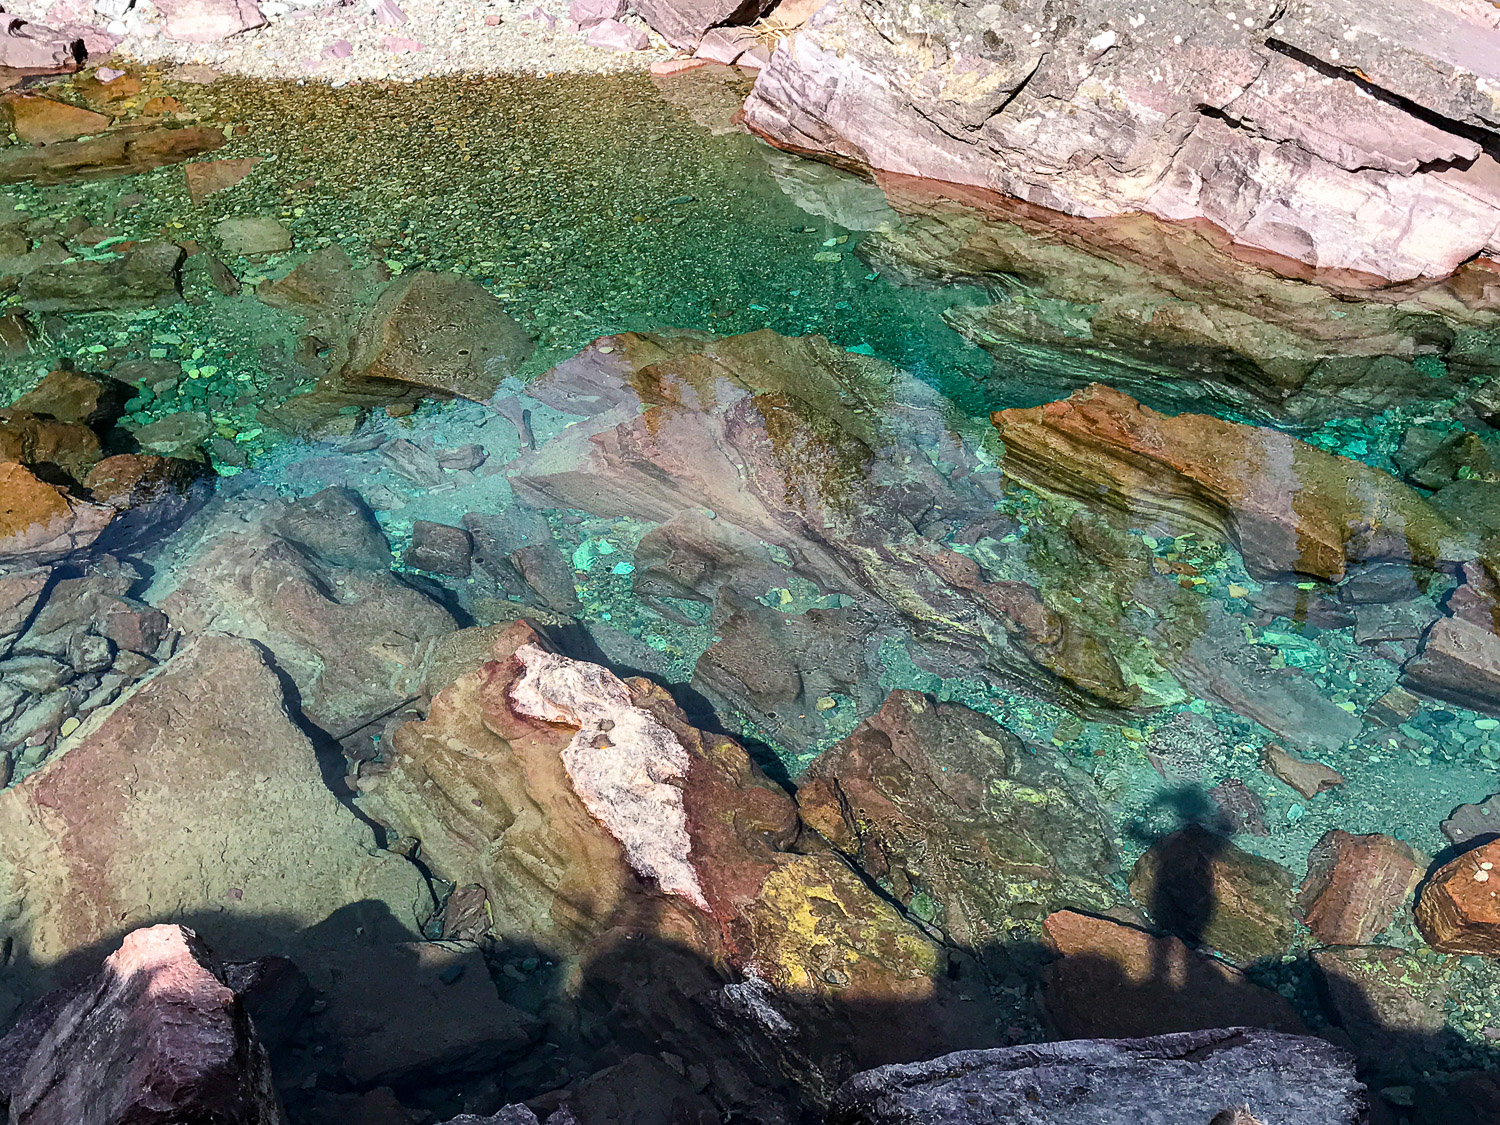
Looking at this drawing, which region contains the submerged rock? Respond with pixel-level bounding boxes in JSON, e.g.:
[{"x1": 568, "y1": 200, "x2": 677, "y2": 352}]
[
  {"x1": 0, "y1": 924, "x2": 281, "y2": 1125},
  {"x1": 16, "y1": 239, "x2": 183, "y2": 313},
  {"x1": 797, "y1": 689, "x2": 1118, "y2": 947},
  {"x1": 0, "y1": 462, "x2": 113, "y2": 567},
  {"x1": 827, "y1": 1029, "x2": 1365, "y2": 1125},
  {"x1": 0, "y1": 636, "x2": 427, "y2": 997},
  {"x1": 1296, "y1": 831, "x2": 1421, "y2": 947},
  {"x1": 0, "y1": 124, "x2": 226, "y2": 185},
  {"x1": 1415, "y1": 839, "x2": 1500, "y2": 955}
]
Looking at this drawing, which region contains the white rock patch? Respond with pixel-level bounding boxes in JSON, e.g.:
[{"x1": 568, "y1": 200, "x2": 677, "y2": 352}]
[{"x1": 509, "y1": 643, "x2": 708, "y2": 910}]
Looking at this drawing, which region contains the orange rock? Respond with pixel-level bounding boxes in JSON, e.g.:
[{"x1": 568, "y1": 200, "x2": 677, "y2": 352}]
[
  {"x1": 0, "y1": 409, "x2": 102, "y2": 482},
  {"x1": 83, "y1": 452, "x2": 204, "y2": 510},
  {"x1": 991, "y1": 384, "x2": 1473, "y2": 580},
  {"x1": 0, "y1": 461, "x2": 113, "y2": 563},
  {"x1": 1296, "y1": 830, "x2": 1421, "y2": 945},
  {"x1": 4, "y1": 95, "x2": 110, "y2": 145},
  {"x1": 184, "y1": 155, "x2": 261, "y2": 206},
  {"x1": 1261, "y1": 743, "x2": 1345, "y2": 798},
  {"x1": 1040, "y1": 909, "x2": 1306, "y2": 1039},
  {"x1": 0, "y1": 123, "x2": 227, "y2": 186},
  {"x1": 1415, "y1": 839, "x2": 1500, "y2": 954}
]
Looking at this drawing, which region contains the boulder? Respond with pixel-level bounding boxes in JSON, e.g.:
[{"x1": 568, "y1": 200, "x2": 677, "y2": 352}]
[
  {"x1": 405, "y1": 520, "x2": 473, "y2": 577},
  {"x1": 1415, "y1": 839, "x2": 1500, "y2": 955},
  {"x1": 0, "y1": 409, "x2": 103, "y2": 482},
  {"x1": 633, "y1": 0, "x2": 772, "y2": 48},
  {"x1": 797, "y1": 689, "x2": 1117, "y2": 948},
  {"x1": 991, "y1": 384, "x2": 1472, "y2": 582},
  {"x1": 160, "y1": 495, "x2": 457, "y2": 732},
  {"x1": 1, "y1": 924, "x2": 281, "y2": 1125},
  {"x1": 16, "y1": 240, "x2": 183, "y2": 313},
  {"x1": 0, "y1": 124, "x2": 226, "y2": 184},
  {"x1": 1040, "y1": 909, "x2": 1305, "y2": 1039},
  {"x1": 740, "y1": 0, "x2": 1500, "y2": 285},
  {"x1": 0, "y1": 462, "x2": 113, "y2": 567},
  {"x1": 0, "y1": 14, "x2": 82, "y2": 74},
  {"x1": 1127, "y1": 825, "x2": 1294, "y2": 965},
  {"x1": 1296, "y1": 831, "x2": 1421, "y2": 946},
  {"x1": 8, "y1": 368, "x2": 130, "y2": 428},
  {"x1": 320, "y1": 942, "x2": 538, "y2": 1086},
  {"x1": 827, "y1": 1029, "x2": 1366, "y2": 1125},
  {"x1": 1311, "y1": 945, "x2": 1452, "y2": 1074},
  {"x1": 152, "y1": 0, "x2": 266, "y2": 42},
  {"x1": 0, "y1": 636, "x2": 427, "y2": 995},
  {"x1": 271, "y1": 486, "x2": 391, "y2": 571}
]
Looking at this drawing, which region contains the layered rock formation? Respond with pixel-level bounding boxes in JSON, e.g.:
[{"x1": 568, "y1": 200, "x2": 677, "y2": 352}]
[{"x1": 741, "y1": 0, "x2": 1500, "y2": 285}]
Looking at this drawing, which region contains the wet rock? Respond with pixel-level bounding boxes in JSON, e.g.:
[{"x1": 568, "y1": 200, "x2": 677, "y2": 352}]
[
  {"x1": 797, "y1": 690, "x2": 1118, "y2": 948},
  {"x1": 438, "y1": 884, "x2": 490, "y2": 943},
  {"x1": 0, "y1": 462, "x2": 113, "y2": 566},
  {"x1": 1353, "y1": 598, "x2": 1439, "y2": 645},
  {"x1": 380, "y1": 437, "x2": 446, "y2": 486},
  {"x1": 0, "y1": 568, "x2": 48, "y2": 645},
  {"x1": 539, "y1": 1055, "x2": 718, "y2": 1125},
  {"x1": 1207, "y1": 778, "x2": 1269, "y2": 838},
  {"x1": 3, "y1": 94, "x2": 107, "y2": 145},
  {"x1": 0, "y1": 408, "x2": 102, "y2": 482},
  {"x1": 1040, "y1": 909, "x2": 1306, "y2": 1039},
  {"x1": 221, "y1": 955, "x2": 313, "y2": 1055},
  {"x1": 1247, "y1": 583, "x2": 1354, "y2": 630},
  {"x1": 0, "y1": 636, "x2": 426, "y2": 997},
  {"x1": 741, "y1": 0, "x2": 1500, "y2": 285},
  {"x1": 0, "y1": 924, "x2": 281, "y2": 1125},
  {"x1": 322, "y1": 941, "x2": 538, "y2": 1086},
  {"x1": 255, "y1": 243, "x2": 388, "y2": 341},
  {"x1": 1311, "y1": 945, "x2": 1451, "y2": 1074},
  {"x1": 991, "y1": 385, "x2": 1473, "y2": 582},
  {"x1": 1403, "y1": 616, "x2": 1500, "y2": 715},
  {"x1": 214, "y1": 215, "x2": 291, "y2": 257},
  {"x1": 272, "y1": 485, "x2": 390, "y2": 571},
  {"x1": 1415, "y1": 839, "x2": 1500, "y2": 955},
  {"x1": 1127, "y1": 825, "x2": 1295, "y2": 965},
  {"x1": 184, "y1": 155, "x2": 261, "y2": 206},
  {"x1": 1296, "y1": 831, "x2": 1421, "y2": 946},
  {"x1": 0, "y1": 124, "x2": 227, "y2": 184},
  {"x1": 161, "y1": 496, "x2": 456, "y2": 732},
  {"x1": 405, "y1": 520, "x2": 473, "y2": 577},
  {"x1": 828, "y1": 1029, "x2": 1365, "y2": 1125},
  {"x1": 130, "y1": 409, "x2": 212, "y2": 459},
  {"x1": 464, "y1": 507, "x2": 578, "y2": 613},
  {"x1": 1368, "y1": 685, "x2": 1422, "y2": 728},
  {"x1": 1429, "y1": 480, "x2": 1500, "y2": 539},
  {"x1": 16, "y1": 239, "x2": 182, "y2": 312},
  {"x1": 1443, "y1": 793, "x2": 1500, "y2": 849},
  {"x1": 1401, "y1": 430, "x2": 1500, "y2": 491},
  {"x1": 8, "y1": 367, "x2": 130, "y2": 428},
  {"x1": 1260, "y1": 744, "x2": 1345, "y2": 799},
  {"x1": 152, "y1": 0, "x2": 266, "y2": 42}
]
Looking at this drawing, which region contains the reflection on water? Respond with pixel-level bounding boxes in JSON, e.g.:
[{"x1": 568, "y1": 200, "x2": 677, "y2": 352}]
[{"x1": 4, "y1": 57, "x2": 1500, "y2": 1121}]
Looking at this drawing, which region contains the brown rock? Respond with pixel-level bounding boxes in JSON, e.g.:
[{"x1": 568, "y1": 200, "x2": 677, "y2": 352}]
[
  {"x1": 0, "y1": 123, "x2": 227, "y2": 185},
  {"x1": 1296, "y1": 831, "x2": 1422, "y2": 946},
  {"x1": 1311, "y1": 945, "x2": 1451, "y2": 1072},
  {"x1": 1127, "y1": 825, "x2": 1295, "y2": 964},
  {"x1": 404, "y1": 520, "x2": 473, "y2": 577},
  {"x1": 0, "y1": 636, "x2": 427, "y2": 992},
  {"x1": 3, "y1": 924, "x2": 281, "y2": 1125},
  {"x1": 82, "y1": 452, "x2": 203, "y2": 509},
  {"x1": 1367, "y1": 685, "x2": 1422, "y2": 727},
  {"x1": 1404, "y1": 615, "x2": 1500, "y2": 716},
  {"x1": 0, "y1": 408, "x2": 102, "y2": 482},
  {"x1": 0, "y1": 461, "x2": 113, "y2": 564},
  {"x1": 8, "y1": 368, "x2": 129, "y2": 427},
  {"x1": 100, "y1": 605, "x2": 170, "y2": 655},
  {"x1": 1261, "y1": 743, "x2": 1346, "y2": 799},
  {"x1": 991, "y1": 385, "x2": 1473, "y2": 581},
  {"x1": 4, "y1": 95, "x2": 109, "y2": 145},
  {"x1": 184, "y1": 155, "x2": 261, "y2": 206},
  {"x1": 1415, "y1": 839, "x2": 1500, "y2": 954},
  {"x1": 1040, "y1": 909, "x2": 1306, "y2": 1039}
]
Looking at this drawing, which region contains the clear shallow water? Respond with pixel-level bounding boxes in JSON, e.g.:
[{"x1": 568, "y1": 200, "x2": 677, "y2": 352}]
[{"x1": 7, "y1": 59, "x2": 1500, "y2": 1109}]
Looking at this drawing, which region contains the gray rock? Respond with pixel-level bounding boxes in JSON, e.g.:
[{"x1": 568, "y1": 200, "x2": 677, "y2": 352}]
[
  {"x1": 827, "y1": 1029, "x2": 1366, "y2": 1124},
  {"x1": 405, "y1": 520, "x2": 473, "y2": 577},
  {"x1": 16, "y1": 240, "x2": 183, "y2": 313},
  {"x1": 214, "y1": 216, "x2": 291, "y2": 257},
  {"x1": 273, "y1": 486, "x2": 391, "y2": 571}
]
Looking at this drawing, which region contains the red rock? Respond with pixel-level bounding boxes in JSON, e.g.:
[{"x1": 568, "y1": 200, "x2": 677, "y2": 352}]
[
  {"x1": 4, "y1": 924, "x2": 281, "y2": 1125},
  {"x1": 8, "y1": 368, "x2": 129, "y2": 426},
  {"x1": 1041, "y1": 910, "x2": 1306, "y2": 1040},
  {"x1": 1297, "y1": 831, "x2": 1421, "y2": 946},
  {"x1": 1415, "y1": 839, "x2": 1500, "y2": 954},
  {"x1": 0, "y1": 123, "x2": 227, "y2": 185},
  {"x1": 0, "y1": 461, "x2": 112, "y2": 564},
  {"x1": 0, "y1": 408, "x2": 102, "y2": 482},
  {"x1": 101, "y1": 605, "x2": 170, "y2": 654},
  {"x1": 3, "y1": 94, "x2": 108, "y2": 145},
  {"x1": 82, "y1": 452, "x2": 204, "y2": 510},
  {"x1": 1261, "y1": 743, "x2": 1346, "y2": 799},
  {"x1": 184, "y1": 155, "x2": 261, "y2": 206}
]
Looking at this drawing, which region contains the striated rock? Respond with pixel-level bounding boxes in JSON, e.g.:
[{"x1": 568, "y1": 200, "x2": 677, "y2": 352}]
[
  {"x1": 1261, "y1": 744, "x2": 1345, "y2": 799},
  {"x1": 0, "y1": 636, "x2": 427, "y2": 993},
  {"x1": 3, "y1": 94, "x2": 108, "y2": 145},
  {"x1": 1, "y1": 924, "x2": 281, "y2": 1125},
  {"x1": 322, "y1": 941, "x2": 538, "y2": 1086},
  {"x1": 17, "y1": 239, "x2": 183, "y2": 313},
  {"x1": 828, "y1": 1029, "x2": 1365, "y2": 1125},
  {"x1": 1415, "y1": 839, "x2": 1500, "y2": 955},
  {"x1": 634, "y1": 0, "x2": 772, "y2": 48},
  {"x1": 992, "y1": 384, "x2": 1472, "y2": 582},
  {"x1": 797, "y1": 689, "x2": 1118, "y2": 947},
  {"x1": 1127, "y1": 825, "x2": 1294, "y2": 965},
  {"x1": 741, "y1": 0, "x2": 1500, "y2": 285},
  {"x1": 0, "y1": 124, "x2": 227, "y2": 184},
  {"x1": 0, "y1": 14, "x2": 82, "y2": 75},
  {"x1": 1040, "y1": 909, "x2": 1305, "y2": 1039},
  {"x1": 1311, "y1": 945, "x2": 1452, "y2": 1074},
  {"x1": 152, "y1": 0, "x2": 266, "y2": 42},
  {"x1": 1296, "y1": 831, "x2": 1421, "y2": 946},
  {"x1": 161, "y1": 495, "x2": 456, "y2": 732},
  {"x1": 0, "y1": 462, "x2": 113, "y2": 566},
  {"x1": 1404, "y1": 615, "x2": 1500, "y2": 716},
  {"x1": 405, "y1": 520, "x2": 473, "y2": 577}
]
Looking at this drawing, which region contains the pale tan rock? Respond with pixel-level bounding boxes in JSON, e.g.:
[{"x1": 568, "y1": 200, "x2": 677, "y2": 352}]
[{"x1": 1261, "y1": 743, "x2": 1346, "y2": 799}]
